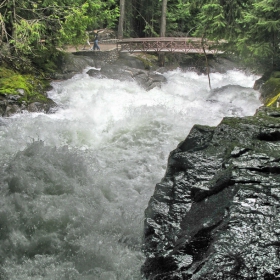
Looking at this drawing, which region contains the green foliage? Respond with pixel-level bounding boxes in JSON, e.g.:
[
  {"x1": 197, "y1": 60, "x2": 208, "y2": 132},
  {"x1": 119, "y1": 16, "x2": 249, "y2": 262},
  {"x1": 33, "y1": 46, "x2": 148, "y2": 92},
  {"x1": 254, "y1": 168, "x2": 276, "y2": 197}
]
[
  {"x1": 166, "y1": 1, "x2": 192, "y2": 34},
  {"x1": 1, "y1": 0, "x2": 280, "y2": 74},
  {"x1": 59, "y1": 4, "x2": 91, "y2": 46},
  {"x1": 125, "y1": 0, "x2": 196, "y2": 37},
  {"x1": 0, "y1": 0, "x2": 119, "y2": 68},
  {"x1": 241, "y1": 2, "x2": 280, "y2": 68},
  {"x1": 11, "y1": 19, "x2": 46, "y2": 55},
  {"x1": 31, "y1": 49, "x2": 62, "y2": 74},
  {"x1": 194, "y1": 0, "x2": 244, "y2": 40},
  {"x1": 58, "y1": 0, "x2": 119, "y2": 45},
  {"x1": 188, "y1": 0, "x2": 280, "y2": 68}
]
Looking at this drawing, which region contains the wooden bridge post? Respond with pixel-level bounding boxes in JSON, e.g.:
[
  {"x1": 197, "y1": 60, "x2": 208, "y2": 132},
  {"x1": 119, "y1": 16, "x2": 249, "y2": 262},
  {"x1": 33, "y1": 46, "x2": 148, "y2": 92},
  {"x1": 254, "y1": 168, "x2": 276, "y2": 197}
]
[{"x1": 158, "y1": 52, "x2": 165, "y2": 66}]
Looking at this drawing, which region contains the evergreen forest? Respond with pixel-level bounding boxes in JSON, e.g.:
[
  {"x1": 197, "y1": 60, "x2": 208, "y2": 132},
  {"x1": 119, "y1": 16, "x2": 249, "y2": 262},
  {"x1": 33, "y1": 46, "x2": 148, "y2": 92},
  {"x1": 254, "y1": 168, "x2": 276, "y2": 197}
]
[{"x1": 0, "y1": 0, "x2": 280, "y2": 72}]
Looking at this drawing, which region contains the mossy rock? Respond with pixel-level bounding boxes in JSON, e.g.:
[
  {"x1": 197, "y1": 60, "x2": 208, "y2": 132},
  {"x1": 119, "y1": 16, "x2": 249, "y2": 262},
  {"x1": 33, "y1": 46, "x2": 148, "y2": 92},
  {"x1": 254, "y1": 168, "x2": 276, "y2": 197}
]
[
  {"x1": 266, "y1": 92, "x2": 280, "y2": 107},
  {"x1": 0, "y1": 67, "x2": 50, "y2": 104},
  {"x1": 132, "y1": 53, "x2": 159, "y2": 70},
  {"x1": 259, "y1": 71, "x2": 280, "y2": 107},
  {"x1": 271, "y1": 71, "x2": 280, "y2": 78}
]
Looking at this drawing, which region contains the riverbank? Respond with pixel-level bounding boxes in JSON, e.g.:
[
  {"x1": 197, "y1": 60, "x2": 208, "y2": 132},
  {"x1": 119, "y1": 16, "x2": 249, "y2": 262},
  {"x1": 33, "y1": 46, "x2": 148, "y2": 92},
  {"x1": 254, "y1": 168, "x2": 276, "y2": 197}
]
[
  {"x1": 142, "y1": 104, "x2": 280, "y2": 279},
  {"x1": 1, "y1": 46, "x2": 280, "y2": 118}
]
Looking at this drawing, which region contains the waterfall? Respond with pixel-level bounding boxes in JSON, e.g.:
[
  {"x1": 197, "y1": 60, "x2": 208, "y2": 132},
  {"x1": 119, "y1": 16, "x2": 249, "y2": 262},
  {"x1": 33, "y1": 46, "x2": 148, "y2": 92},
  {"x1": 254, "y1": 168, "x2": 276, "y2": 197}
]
[{"x1": 0, "y1": 68, "x2": 261, "y2": 279}]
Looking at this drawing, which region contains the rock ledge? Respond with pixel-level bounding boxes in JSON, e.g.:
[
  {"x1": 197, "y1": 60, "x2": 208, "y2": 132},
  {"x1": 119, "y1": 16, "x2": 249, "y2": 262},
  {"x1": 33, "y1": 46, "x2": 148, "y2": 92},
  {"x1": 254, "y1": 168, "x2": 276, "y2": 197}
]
[{"x1": 142, "y1": 107, "x2": 280, "y2": 280}]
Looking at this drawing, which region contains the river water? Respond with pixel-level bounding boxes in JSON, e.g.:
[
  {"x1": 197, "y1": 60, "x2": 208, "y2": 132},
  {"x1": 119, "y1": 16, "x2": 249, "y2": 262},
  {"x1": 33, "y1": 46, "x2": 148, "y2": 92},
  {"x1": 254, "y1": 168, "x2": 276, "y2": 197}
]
[{"x1": 0, "y1": 68, "x2": 261, "y2": 279}]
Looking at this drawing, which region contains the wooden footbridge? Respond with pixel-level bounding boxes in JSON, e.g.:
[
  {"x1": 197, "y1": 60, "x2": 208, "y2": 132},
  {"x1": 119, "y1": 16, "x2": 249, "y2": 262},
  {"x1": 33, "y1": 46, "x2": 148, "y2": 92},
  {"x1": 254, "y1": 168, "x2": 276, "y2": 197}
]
[
  {"x1": 113, "y1": 37, "x2": 223, "y2": 54},
  {"x1": 72, "y1": 37, "x2": 223, "y2": 64}
]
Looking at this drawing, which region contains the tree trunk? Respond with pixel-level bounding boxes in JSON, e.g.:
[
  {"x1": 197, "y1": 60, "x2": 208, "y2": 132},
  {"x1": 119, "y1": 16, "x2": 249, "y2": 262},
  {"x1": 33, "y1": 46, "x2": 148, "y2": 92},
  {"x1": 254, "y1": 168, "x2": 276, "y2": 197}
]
[
  {"x1": 118, "y1": 0, "x2": 125, "y2": 39},
  {"x1": 160, "y1": 0, "x2": 167, "y2": 37},
  {"x1": 159, "y1": 0, "x2": 167, "y2": 66},
  {"x1": 201, "y1": 35, "x2": 212, "y2": 90}
]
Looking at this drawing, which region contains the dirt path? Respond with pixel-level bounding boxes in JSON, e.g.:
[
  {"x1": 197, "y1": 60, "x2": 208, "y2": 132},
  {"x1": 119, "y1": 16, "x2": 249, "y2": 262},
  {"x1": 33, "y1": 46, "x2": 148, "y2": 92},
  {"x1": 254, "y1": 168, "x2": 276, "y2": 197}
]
[{"x1": 62, "y1": 43, "x2": 118, "y2": 53}]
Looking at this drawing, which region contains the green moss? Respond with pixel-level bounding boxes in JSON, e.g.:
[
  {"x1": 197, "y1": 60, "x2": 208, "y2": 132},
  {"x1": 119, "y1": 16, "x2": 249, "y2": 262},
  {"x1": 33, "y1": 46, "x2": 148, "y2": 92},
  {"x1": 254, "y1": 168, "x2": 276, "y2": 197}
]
[
  {"x1": 221, "y1": 117, "x2": 244, "y2": 127},
  {"x1": 0, "y1": 67, "x2": 50, "y2": 104},
  {"x1": 260, "y1": 73, "x2": 280, "y2": 106},
  {"x1": 0, "y1": 74, "x2": 33, "y2": 95},
  {"x1": 271, "y1": 71, "x2": 280, "y2": 78},
  {"x1": 0, "y1": 67, "x2": 16, "y2": 78},
  {"x1": 222, "y1": 108, "x2": 280, "y2": 129}
]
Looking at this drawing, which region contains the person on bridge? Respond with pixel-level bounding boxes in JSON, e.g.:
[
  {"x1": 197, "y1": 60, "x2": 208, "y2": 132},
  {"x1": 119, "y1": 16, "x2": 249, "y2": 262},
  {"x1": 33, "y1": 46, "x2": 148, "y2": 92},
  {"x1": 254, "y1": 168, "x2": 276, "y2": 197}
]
[{"x1": 92, "y1": 29, "x2": 104, "y2": 51}]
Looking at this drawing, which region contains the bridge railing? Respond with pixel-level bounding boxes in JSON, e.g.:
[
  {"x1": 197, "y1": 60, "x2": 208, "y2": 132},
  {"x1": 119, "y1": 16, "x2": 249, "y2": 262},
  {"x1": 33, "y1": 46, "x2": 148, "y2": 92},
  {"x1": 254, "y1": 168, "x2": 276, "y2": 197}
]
[
  {"x1": 100, "y1": 38, "x2": 119, "y2": 44},
  {"x1": 116, "y1": 37, "x2": 222, "y2": 54}
]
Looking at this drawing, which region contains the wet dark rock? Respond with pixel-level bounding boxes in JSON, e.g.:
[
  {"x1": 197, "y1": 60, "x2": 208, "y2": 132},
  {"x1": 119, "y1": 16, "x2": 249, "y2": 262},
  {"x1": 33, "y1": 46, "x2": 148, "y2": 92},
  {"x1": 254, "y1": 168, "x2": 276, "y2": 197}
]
[
  {"x1": 99, "y1": 64, "x2": 134, "y2": 82},
  {"x1": 52, "y1": 51, "x2": 211, "y2": 89},
  {"x1": 99, "y1": 65, "x2": 167, "y2": 90},
  {"x1": 8, "y1": 94, "x2": 21, "y2": 101},
  {"x1": 86, "y1": 69, "x2": 107, "y2": 79},
  {"x1": 5, "y1": 104, "x2": 21, "y2": 116},
  {"x1": 173, "y1": 55, "x2": 245, "y2": 74},
  {"x1": 142, "y1": 107, "x2": 280, "y2": 279},
  {"x1": 0, "y1": 95, "x2": 57, "y2": 117},
  {"x1": 36, "y1": 100, "x2": 57, "y2": 114},
  {"x1": 52, "y1": 53, "x2": 96, "y2": 80},
  {"x1": 80, "y1": 52, "x2": 167, "y2": 89},
  {"x1": 208, "y1": 56, "x2": 246, "y2": 73},
  {"x1": 17, "y1": 88, "x2": 25, "y2": 96},
  {"x1": 117, "y1": 53, "x2": 146, "y2": 69}
]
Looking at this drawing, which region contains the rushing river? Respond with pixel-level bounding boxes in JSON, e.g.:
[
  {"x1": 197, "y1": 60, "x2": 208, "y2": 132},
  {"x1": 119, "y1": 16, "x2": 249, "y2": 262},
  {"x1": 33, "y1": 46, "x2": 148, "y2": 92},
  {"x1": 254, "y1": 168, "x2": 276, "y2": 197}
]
[{"x1": 0, "y1": 68, "x2": 261, "y2": 279}]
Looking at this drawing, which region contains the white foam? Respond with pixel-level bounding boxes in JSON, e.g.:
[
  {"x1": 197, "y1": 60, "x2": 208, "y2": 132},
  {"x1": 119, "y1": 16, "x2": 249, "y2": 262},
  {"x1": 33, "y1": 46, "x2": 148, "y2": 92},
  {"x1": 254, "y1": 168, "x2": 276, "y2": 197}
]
[{"x1": 0, "y1": 69, "x2": 262, "y2": 279}]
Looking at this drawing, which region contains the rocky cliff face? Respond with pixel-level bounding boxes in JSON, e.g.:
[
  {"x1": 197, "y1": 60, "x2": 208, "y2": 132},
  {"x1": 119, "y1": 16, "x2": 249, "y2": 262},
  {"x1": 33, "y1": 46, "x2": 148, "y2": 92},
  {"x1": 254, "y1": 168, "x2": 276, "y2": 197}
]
[{"x1": 142, "y1": 107, "x2": 280, "y2": 279}]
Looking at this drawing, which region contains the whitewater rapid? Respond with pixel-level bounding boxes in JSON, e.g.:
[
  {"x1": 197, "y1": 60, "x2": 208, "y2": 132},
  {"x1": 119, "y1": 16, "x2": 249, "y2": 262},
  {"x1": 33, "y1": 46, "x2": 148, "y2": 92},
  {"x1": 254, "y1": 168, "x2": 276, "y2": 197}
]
[{"x1": 0, "y1": 68, "x2": 261, "y2": 279}]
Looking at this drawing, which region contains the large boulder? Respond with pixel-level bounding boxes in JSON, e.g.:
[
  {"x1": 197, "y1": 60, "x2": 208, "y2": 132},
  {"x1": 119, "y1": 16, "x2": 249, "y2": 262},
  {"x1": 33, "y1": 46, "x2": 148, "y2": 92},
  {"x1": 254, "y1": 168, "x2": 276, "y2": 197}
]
[
  {"x1": 0, "y1": 68, "x2": 57, "y2": 117},
  {"x1": 142, "y1": 107, "x2": 280, "y2": 279},
  {"x1": 92, "y1": 65, "x2": 167, "y2": 91},
  {"x1": 115, "y1": 52, "x2": 147, "y2": 69},
  {"x1": 52, "y1": 53, "x2": 96, "y2": 80},
  {"x1": 86, "y1": 52, "x2": 167, "y2": 90},
  {"x1": 0, "y1": 94, "x2": 57, "y2": 117}
]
